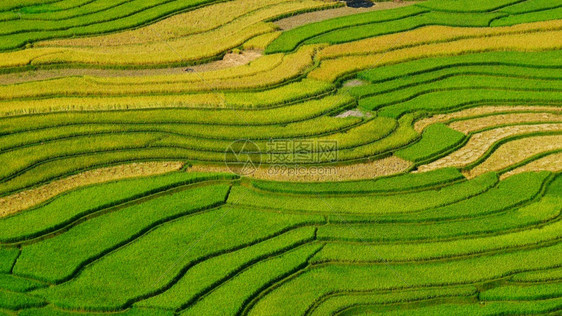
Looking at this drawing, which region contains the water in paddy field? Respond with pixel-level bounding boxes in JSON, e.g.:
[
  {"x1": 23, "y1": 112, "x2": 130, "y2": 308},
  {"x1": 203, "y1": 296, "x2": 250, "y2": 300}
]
[{"x1": 344, "y1": 0, "x2": 374, "y2": 8}]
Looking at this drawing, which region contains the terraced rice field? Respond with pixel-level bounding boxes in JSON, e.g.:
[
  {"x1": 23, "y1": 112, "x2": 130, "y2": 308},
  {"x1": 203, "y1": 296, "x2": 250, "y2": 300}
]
[{"x1": 0, "y1": 0, "x2": 560, "y2": 314}]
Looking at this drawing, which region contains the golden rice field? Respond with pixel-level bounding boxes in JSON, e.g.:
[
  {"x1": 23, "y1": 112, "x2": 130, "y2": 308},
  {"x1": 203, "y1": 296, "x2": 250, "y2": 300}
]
[{"x1": 0, "y1": 0, "x2": 560, "y2": 315}]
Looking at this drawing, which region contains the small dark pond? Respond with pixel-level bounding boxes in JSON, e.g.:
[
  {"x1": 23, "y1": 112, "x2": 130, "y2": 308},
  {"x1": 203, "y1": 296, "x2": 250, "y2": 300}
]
[{"x1": 343, "y1": 0, "x2": 374, "y2": 8}]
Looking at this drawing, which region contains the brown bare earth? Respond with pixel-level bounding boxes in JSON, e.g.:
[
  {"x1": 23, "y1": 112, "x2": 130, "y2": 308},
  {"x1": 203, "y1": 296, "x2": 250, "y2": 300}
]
[
  {"x1": 188, "y1": 156, "x2": 411, "y2": 181},
  {"x1": 0, "y1": 50, "x2": 263, "y2": 85},
  {"x1": 464, "y1": 135, "x2": 562, "y2": 178},
  {"x1": 0, "y1": 161, "x2": 184, "y2": 218},
  {"x1": 274, "y1": 1, "x2": 419, "y2": 30},
  {"x1": 335, "y1": 109, "x2": 373, "y2": 118},
  {"x1": 500, "y1": 152, "x2": 562, "y2": 179},
  {"x1": 414, "y1": 106, "x2": 562, "y2": 132},
  {"x1": 418, "y1": 123, "x2": 562, "y2": 172},
  {"x1": 342, "y1": 79, "x2": 367, "y2": 87},
  {"x1": 190, "y1": 50, "x2": 263, "y2": 72}
]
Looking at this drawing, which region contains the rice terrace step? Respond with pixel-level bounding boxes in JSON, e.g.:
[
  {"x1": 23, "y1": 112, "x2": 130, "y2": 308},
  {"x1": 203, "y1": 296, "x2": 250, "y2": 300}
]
[{"x1": 0, "y1": 0, "x2": 560, "y2": 315}]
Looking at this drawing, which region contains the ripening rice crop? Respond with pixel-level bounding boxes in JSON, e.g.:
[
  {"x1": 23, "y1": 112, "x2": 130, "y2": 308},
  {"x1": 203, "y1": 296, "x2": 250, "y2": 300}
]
[
  {"x1": 419, "y1": 123, "x2": 562, "y2": 172},
  {"x1": 414, "y1": 105, "x2": 562, "y2": 132},
  {"x1": 310, "y1": 25, "x2": 562, "y2": 81},
  {"x1": 0, "y1": 0, "x2": 332, "y2": 67},
  {"x1": 0, "y1": 161, "x2": 184, "y2": 217},
  {"x1": 502, "y1": 152, "x2": 562, "y2": 178},
  {"x1": 0, "y1": 0, "x2": 560, "y2": 314},
  {"x1": 465, "y1": 134, "x2": 562, "y2": 177},
  {"x1": 36, "y1": 0, "x2": 325, "y2": 47}
]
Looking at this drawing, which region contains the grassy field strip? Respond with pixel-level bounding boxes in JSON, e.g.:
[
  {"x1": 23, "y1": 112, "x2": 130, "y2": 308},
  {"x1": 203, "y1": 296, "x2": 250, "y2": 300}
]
[
  {"x1": 246, "y1": 242, "x2": 562, "y2": 315},
  {"x1": 29, "y1": 207, "x2": 325, "y2": 310},
  {"x1": 5, "y1": 0, "x2": 135, "y2": 23},
  {"x1": 328, "y1": 171, "x2": 553, "y2": 225},
  {"x1": 17, "y1": 307, "x2": 175, "y2": 316},
  {"x1": 135, "y1": 227, "x2": 317, "y2": 310},
  {"x1": 417, "y1": 0, "x2": 524, "y2": 13},
  {"x1": 0, "y1": 94, "x2": 352, "y2": 129},
  {"x1": 340, "y1": 297, "x2": 562, "y2": 315},
  {"x1": 266, "y1": 5, "x2": 427, "y2": 54},
  {"x1": 0, "y1": 273, "x2": 46, "y2": 292},
  {"x1": 0, "y1": 248, "x2": 18, "y2": 273},
  {"x1": 248, "y1": 168, "x2": 464, "y2": 195},
  {"x1": 0, "y1": 0, "x2": 60, "y2": 12},
  {"x1": 364, "y1": 89, "x2": 562, "y2": 119},
  {"x1": 0, "y1": 118, "x2": 363, "y2": 157},
  {"x1": 499, "y1": 0, "x2": 562, "y2": 15},
  {"x1": 492, "y1": 6, "x2": 562, "y2": 26},
  {"x1": 317, "y1": 195, "x2": 561, "y2": 244},
  {"x1": 0, "y1": 289, "x2": 46, "y2": 310},
  {"x1": 414, "y1": 105, "x2": 562, "y2": 132},
  {"x1": 0, "y1": 148, "x2": 237, "y2": 196},
  {"x1": 354, "y1": 52, "x2": 562, "y2": 89},
  {"x1": 0, "y1": 78, "x2": 336, "y2": 115},
  {"x1": 134, "y1": 116, "x2": 391, "y2": 152},
  {"x1": 304, "y1": 11, "x2": 511, "y2": 47},
  {"x1": 0, "y1": 115, "x2": 402, "y2": 194},
  {"x1": 0, "y1": 118, "x2": 382, "y2": 190},
  {"x1": 448, "y1": 112, "x2": 562, "y2": 133},
  {"x1": 512, "y1": 266, "x2": 562, "y2": 283},
  {"x1": 12, "y1": 185, "x2": 231, "y2": 283},
  {"x1": 179, "y1": 243, "x2": 323, "y2": 315},
  {"x1": 359, "y1": 89, "x2": 559, "y2": 120},
  {"x1": 0, "y1": 172, "x2": 235, "y2": 243},
  {"x1": 465, "y1": 134, "x2": 562, "y2": 177},
  {"x1": 227, "y1": 172, "x2": 499, "y2": 215},
  {"x1": 1, "y1": 0, "x2": 160, "y2": 26},
  {"x1": 308, "y1": 286, "x2": 477, "y2": 316},
  {"x1": 313, "y1": 212, "x2": 562, "y2": 264},
  {"x1": 348, "y1": 66, "x2": 562, "y2": 105},
  {"x1": 20, "y1": 307, "x2": 176, "y2": 316},
  {"x1": 0, "y1": 161, "x2": 183, "y2": 216},
  {"x1": 394, "y1": 124, "x2": 466, "y2": 164},
  {"x1": 417, "y1": 123, "x2": 562, "y2": 172},
  {"x1": 309, "y1": 28, "x2": 562, "y2": 82},
  {"x1": 0, "y1": 116, "x2": 362, "y2": 152},
  {"x1": 502, "y1": 152, "x2": 562, "y2": 179},
  {"x1": 481, "y1": 282, "x2": 562, "y2": 301},
  {"x1": 356, "y1": 74, "x2": 562, "y2": 111},
  {"x1": 302, "y1": 11, "x2": 502, "y2": 45},
  {"x1": 0, "y1": 134, "x2": 191, "y2": 189},
  {"x1": 318, "y1": 20, "x2": 562, "y2": 60},
  {"x1": 268, "y1": 2, "x2": 562, "y2": 54}
]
